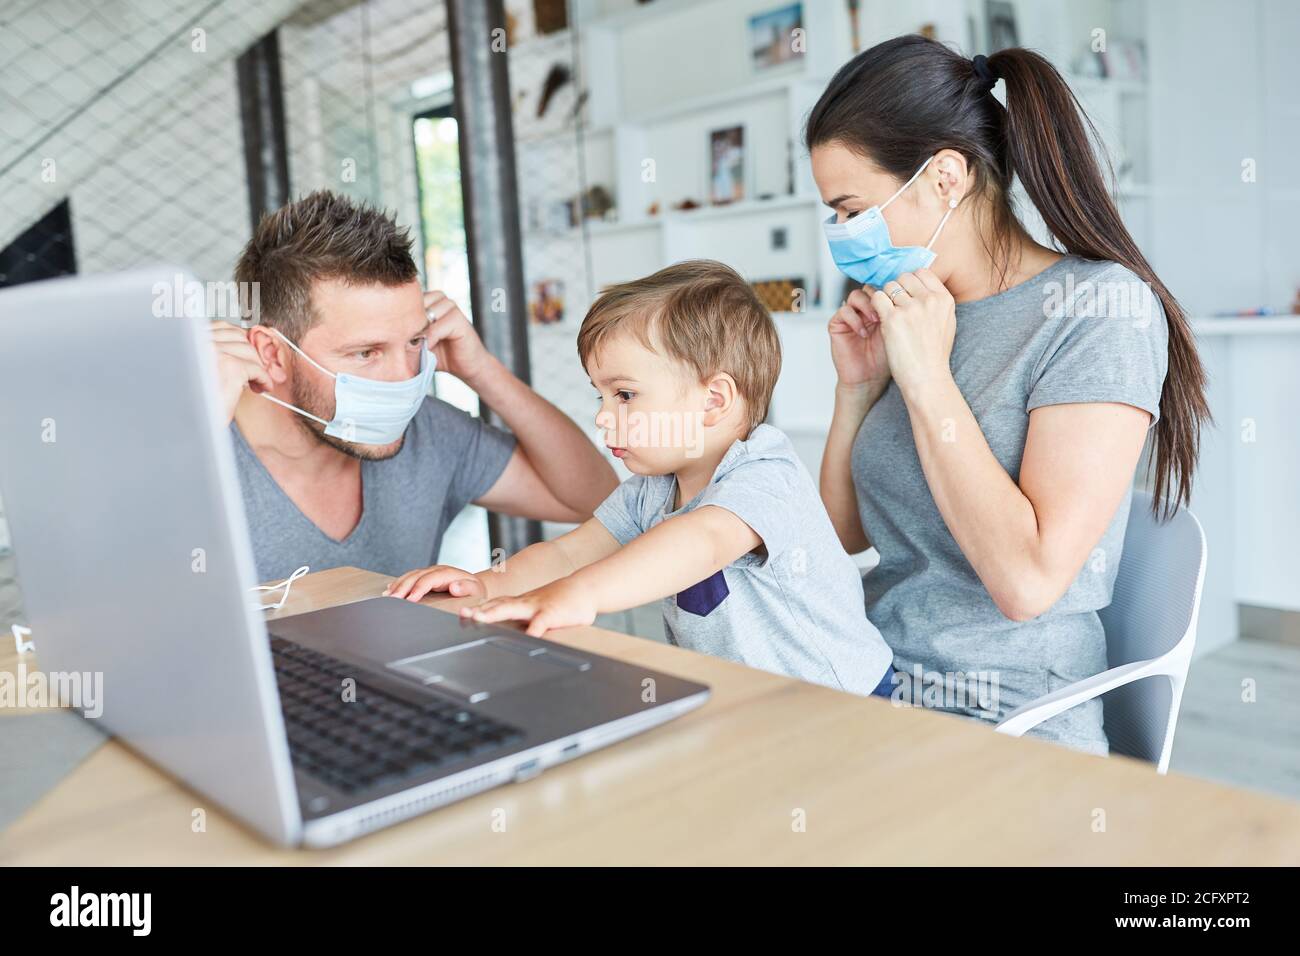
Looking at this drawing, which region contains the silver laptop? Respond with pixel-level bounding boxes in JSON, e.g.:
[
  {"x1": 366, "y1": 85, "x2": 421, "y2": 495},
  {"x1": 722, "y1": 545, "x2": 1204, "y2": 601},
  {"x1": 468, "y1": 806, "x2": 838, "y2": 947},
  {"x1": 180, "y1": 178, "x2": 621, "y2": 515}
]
[{"x1": 0, "y1": 268, "x2": 709, "y2": 848}]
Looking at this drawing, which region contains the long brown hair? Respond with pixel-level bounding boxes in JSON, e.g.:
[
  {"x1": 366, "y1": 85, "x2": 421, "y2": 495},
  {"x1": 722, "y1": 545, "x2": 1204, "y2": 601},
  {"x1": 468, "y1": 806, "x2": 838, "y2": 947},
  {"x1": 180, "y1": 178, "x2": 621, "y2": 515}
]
[{"x1": 805, "y1": 35, "x2": 1208, "y2": 518}]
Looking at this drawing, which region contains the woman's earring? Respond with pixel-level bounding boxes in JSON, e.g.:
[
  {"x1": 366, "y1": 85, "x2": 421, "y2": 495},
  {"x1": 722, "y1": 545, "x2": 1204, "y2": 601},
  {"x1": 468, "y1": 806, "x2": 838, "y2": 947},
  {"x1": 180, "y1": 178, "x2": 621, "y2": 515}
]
[{"x1": 948, "y1": 198, "x2": 958, "y2": 209}]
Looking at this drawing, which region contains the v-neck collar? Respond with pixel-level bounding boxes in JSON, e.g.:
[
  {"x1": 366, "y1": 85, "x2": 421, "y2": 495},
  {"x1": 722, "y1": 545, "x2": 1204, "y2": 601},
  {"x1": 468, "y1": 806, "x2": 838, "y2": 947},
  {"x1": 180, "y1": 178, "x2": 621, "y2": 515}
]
[{"x1": 231, "y1": 422, "x2": 368, "y2": 547}]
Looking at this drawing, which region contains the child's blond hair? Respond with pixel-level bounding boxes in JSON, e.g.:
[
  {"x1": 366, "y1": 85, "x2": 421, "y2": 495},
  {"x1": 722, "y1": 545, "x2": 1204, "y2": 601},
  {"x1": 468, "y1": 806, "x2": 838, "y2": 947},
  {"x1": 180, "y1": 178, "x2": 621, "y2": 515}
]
[{"x1": 576, "y1": 260, "x2": 781, "y2": 434}]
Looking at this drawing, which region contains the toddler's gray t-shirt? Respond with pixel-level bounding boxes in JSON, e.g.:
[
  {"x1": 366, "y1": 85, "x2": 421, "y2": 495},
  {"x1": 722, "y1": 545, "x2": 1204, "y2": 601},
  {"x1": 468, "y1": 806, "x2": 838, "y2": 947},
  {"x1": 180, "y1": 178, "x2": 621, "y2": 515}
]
[{"x1": 594, "y1": 424, "x2": 892, "y2": 694}]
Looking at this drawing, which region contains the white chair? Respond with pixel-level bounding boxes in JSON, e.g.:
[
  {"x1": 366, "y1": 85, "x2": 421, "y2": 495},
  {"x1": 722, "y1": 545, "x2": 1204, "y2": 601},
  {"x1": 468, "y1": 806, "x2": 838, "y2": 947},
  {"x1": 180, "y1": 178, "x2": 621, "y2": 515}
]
[{"x1": 995, "y1": 490, "x2": 1207, "y2": 773}]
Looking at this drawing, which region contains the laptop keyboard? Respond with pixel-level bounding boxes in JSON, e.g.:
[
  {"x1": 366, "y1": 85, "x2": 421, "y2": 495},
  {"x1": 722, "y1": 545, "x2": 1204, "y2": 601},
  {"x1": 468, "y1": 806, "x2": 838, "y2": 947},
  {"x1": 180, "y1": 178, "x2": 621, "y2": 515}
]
[{"x1": 270, "y1": 637, "x2": 525, "y2": 794}]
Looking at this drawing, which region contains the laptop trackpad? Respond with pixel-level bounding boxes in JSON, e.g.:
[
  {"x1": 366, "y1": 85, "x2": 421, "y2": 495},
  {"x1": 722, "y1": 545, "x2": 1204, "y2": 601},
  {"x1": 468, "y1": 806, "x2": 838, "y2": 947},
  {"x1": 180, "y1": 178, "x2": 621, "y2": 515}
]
[{"x1": 386, "y1": 638, "x2": 588, "y2": 703}]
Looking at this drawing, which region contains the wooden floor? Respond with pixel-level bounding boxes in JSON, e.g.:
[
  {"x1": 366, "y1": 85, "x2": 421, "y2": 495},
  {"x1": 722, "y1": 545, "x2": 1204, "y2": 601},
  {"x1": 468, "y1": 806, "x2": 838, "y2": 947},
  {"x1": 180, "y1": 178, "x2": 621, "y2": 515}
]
[
  {"x1": 1171, "y1": 637, "x2": 1300, "y2": 801},
  {"x1": 1, "y1": 551, "x2": 1295, "y2": 803}
]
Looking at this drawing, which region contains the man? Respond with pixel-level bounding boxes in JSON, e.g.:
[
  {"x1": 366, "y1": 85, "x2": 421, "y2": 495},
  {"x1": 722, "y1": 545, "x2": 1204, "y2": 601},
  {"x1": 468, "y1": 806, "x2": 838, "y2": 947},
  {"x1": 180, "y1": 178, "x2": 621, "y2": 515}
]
[{"x1": 212, "y1": 190, "x2": 617, "y2": 582}]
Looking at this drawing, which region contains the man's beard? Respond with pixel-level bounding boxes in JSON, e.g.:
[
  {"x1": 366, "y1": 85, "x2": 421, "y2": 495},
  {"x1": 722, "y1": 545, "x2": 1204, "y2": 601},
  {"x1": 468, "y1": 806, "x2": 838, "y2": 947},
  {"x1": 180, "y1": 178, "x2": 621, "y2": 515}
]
[{"x1": 288, "y1": 359, "x2": 406, "y2": 462}]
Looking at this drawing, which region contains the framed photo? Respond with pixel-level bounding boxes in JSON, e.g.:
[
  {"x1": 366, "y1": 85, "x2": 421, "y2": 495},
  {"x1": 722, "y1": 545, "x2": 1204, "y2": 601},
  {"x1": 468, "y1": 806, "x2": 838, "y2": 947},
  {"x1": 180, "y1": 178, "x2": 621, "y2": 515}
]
[
  {"x1": 748, "y1": 3, "x2": 803, "y2": 73},
  {"x1": 985, "y1": 0, "x2": 1018, "y2": 52},
  {"x1": 709, "y1": 125, "x2": 746, "y2": 205},
  {"x1": 529, "y1": 278, "x2": 565, "y2": 325}
]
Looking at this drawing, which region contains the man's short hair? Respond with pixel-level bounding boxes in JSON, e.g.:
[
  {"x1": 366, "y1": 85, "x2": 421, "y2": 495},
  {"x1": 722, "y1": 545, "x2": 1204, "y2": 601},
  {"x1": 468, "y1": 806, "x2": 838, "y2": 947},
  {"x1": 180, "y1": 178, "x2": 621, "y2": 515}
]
[
  {"x1": 576, "y1": 259, "x2": 782, "y2": 434},
  {"x1": 234, "y1": 190, "x2": 418, "y2": 340}
]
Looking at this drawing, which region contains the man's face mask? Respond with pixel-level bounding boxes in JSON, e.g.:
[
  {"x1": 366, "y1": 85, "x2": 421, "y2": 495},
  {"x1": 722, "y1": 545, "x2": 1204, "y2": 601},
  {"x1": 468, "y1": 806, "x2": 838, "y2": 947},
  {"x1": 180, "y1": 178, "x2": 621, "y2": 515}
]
[
  {"x1": 258, "y1": 327, "x2": 436, "y2": 445},
  {"x1": 822, "y1": 155, "x2": 958, "y2": 288}
]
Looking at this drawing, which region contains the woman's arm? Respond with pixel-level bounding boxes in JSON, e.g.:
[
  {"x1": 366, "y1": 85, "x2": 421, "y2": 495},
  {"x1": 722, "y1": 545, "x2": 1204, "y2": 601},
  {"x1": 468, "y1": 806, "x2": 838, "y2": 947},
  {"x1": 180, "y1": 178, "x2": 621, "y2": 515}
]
[
  {"x1": 819, "y1": 290, "x2": 892, "y2": 554},
  {"x1": 870, "y1": 267, "x2": 1150, "y2": 621},
  {"x1": 906, "y1": 380, "x2": 1149, "y2": 620},
  {"x1": 821, "y1": 383, "x2": 880, "y2": 553}
]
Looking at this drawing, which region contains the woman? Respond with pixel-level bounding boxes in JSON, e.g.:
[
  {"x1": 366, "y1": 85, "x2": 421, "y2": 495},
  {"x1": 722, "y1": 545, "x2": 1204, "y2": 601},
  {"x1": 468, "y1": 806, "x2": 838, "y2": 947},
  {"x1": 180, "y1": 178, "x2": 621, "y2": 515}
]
[{"x1": 807, "y1": 36, "x2": 1208, "y2": 755}]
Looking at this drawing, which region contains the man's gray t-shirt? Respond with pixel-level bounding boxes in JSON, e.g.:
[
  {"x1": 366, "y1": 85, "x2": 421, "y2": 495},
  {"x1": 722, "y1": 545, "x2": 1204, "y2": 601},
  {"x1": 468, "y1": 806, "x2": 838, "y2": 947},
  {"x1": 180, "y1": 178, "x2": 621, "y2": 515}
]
[
  {"x1": 595, "y1": 424, "x2": 893, "y2": 694},
  {"x1": 853, "y1": 256, "x2": 1168, "y2": 755},
  {"x1": 231, "y1": 397, "x2": 516, "y2": 582}
]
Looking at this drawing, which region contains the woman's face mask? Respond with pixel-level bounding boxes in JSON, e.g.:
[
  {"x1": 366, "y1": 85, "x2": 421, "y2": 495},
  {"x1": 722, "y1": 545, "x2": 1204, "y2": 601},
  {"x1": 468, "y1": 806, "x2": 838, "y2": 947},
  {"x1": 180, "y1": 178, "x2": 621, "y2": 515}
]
[
  {"x1": 822, "y1": 155, "x2": 957, "y2": 288},
  {"x1": 258, "y1": 327, "x2": 436, "y2": 445}
]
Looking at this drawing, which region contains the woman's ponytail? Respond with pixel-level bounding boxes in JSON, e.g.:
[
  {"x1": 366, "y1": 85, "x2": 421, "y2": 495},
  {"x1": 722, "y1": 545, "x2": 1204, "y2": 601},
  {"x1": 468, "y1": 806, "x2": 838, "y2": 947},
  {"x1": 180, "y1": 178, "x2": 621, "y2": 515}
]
[{"x1": 987, "y1": 48, "x2": 1209, "y2": 517}]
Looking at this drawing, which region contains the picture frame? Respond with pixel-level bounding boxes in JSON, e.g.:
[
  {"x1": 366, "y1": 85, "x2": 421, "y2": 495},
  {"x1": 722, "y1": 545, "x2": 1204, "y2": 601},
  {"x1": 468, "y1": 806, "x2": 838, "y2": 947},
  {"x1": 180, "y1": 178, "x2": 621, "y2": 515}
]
[
  {"x1": 748, "y1": 3, "x2": 804, "y2": 74},
  {"x1": 985, "y1": 0, "x2": 1019, "y2": 52},
  {"x1": 708, "y1": 125, "x2": 746, "y2": 205}
]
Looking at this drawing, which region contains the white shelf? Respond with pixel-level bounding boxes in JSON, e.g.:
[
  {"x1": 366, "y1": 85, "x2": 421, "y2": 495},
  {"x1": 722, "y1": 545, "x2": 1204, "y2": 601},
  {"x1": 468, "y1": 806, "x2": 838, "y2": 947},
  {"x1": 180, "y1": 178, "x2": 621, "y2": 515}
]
[
  {"x1": 1068, "y1": 73, "x2": 1148, "y2": 96},
  {"x1": 575, "y1": 0, "x2": 715, "y2": 31},
  {"x1": 621, "y1": 69, "x2": 817, "y2": 126},
  {"x1": 1190, "y1": 317, "x2": 1300, "y2": 336},
  {"x1": 587, "y1": 194, "x2": 821, "y2": 233},
  {"x1": 514, "y1": 123, "x2": 612, "y2": 147}
]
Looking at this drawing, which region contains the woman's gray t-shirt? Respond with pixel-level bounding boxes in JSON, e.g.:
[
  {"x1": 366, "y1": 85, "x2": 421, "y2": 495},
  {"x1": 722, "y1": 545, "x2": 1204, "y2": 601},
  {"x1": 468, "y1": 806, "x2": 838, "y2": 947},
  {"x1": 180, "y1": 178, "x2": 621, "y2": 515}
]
[{"x1": 852, "y1": 256, "x2": 1168, "y2": 755}]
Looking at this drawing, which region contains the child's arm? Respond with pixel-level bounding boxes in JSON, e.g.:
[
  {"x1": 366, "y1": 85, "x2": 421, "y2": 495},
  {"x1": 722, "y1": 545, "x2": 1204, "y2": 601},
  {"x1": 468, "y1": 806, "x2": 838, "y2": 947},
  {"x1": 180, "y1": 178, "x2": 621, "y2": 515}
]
[
  {"x1": 464, "y1": 506, "x2": 761, "y2": 636},
  {"x1": 384, "y1": 518, "x2": 621, "y2": 603}
]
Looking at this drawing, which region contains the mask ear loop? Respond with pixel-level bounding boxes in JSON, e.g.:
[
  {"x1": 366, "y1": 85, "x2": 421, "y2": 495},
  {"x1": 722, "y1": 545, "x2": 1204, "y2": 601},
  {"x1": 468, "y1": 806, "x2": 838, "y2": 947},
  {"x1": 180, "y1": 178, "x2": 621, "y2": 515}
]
[
  {"x1": 926, "y1": 197, "x2": 959, "y2": 250},
  {"x1": 255, "y1": 328, "x2": 337, "y2": 425},
  {"x1": 879, "y1": 156, "x2": 935, "y2": 212},
  {"x1": 250, "y1": 565, "x2": 310, "y2": 611}
]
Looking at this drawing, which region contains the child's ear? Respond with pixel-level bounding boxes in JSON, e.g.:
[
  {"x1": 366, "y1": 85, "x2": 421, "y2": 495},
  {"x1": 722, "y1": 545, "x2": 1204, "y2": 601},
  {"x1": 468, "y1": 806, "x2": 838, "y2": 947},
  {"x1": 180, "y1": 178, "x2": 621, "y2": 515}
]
[{"x1": 702, "y1": 372, "x2": 737, "y2": 426}]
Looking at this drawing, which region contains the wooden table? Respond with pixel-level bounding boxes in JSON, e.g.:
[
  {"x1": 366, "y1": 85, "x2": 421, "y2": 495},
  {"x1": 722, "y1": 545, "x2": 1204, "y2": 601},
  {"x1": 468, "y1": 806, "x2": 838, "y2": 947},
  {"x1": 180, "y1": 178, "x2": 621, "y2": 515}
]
[{"x1": 2, "y1": 566, "x2": 1299, "y2": 865}]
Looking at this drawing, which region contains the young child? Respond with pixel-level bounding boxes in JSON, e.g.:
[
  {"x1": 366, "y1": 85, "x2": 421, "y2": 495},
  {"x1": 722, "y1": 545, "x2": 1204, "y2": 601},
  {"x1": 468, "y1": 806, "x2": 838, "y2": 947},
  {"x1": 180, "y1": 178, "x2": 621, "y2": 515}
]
[{"x1": 386, "y1": 260, "x2": 894, "y2": 696}]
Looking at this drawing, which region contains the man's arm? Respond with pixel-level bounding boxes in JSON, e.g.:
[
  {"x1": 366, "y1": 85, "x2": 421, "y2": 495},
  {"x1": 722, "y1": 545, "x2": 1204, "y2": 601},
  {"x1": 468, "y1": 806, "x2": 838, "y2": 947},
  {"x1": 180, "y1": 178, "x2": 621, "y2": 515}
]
[
  {"x1": 466, "y1": 507, "x2": 760, "y2": 636},
  {"x1": 424, "y1": 291, "x2": 617, "y2": 523}
]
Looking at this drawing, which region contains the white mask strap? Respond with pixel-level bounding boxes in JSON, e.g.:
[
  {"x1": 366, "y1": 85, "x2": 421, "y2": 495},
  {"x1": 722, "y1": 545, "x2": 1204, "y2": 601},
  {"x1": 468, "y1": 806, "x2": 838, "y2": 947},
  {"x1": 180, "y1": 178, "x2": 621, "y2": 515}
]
[
  {"x1": 267, "y1": 327, "x2": 337, "y2": 381},
  {"x1": 258, "y1": 391, "x2": 330, "y2": 426},
  {"x1": 250, "y1": 565, "x2": 310, "y2": 611},
  {"x1": 926, "y1": 199, "x2": 958, "y2": 249},
  {"x1": 257, "y1": 327, "x2": 336, "y2": 425},
  {"x1": 880, "y1": 156, "x2": 935, "y2": 211}
]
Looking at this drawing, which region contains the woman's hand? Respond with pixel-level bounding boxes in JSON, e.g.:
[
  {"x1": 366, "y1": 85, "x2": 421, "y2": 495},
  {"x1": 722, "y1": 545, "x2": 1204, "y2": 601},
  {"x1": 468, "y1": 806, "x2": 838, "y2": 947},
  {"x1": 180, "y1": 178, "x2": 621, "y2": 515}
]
[
  {"x1": 828, "y1": 288, "x2": 891, "y2": 395},
  {"x1": 868, "y1": 269, "x2": 957, "y2": 402},
  {"x1": 461, "y1": 578, "x2": 597, "y2": 637}
]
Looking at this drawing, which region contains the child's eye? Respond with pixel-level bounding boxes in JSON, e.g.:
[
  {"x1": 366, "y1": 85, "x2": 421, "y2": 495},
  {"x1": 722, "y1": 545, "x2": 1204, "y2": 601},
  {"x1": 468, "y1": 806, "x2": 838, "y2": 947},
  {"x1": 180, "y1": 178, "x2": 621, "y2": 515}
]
[{"x1": 615, "y1": 390, "x2": 635, "y2": 402}]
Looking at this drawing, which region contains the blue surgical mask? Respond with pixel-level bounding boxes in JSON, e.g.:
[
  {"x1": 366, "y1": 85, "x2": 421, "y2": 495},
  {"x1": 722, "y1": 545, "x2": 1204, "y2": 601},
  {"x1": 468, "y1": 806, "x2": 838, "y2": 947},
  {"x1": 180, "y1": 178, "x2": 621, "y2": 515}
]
[
  {"x1": 259, "y1": 328, "x2": 436, "y2": 445},
  {"x1": 823, "y1": 155, "x2": 957, "y2": 287}
]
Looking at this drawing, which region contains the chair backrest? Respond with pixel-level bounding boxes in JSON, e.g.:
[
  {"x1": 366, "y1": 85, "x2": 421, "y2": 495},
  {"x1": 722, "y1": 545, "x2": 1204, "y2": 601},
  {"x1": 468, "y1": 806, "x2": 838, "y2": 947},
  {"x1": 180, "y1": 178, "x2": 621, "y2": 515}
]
[{"x1": 1098, "y1": 490, "x2": 1207, "y2": 766}]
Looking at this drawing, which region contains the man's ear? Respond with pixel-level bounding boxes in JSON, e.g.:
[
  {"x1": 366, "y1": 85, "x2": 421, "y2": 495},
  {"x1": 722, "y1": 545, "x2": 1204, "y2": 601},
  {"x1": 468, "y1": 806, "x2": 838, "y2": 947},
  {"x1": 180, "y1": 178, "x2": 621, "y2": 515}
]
[
  {"x1": 247, "y1": 326, "x2": 292, "y2": 385},
  {"x1": 702, "y1": 372, "x2": 738, "y2": 427}
]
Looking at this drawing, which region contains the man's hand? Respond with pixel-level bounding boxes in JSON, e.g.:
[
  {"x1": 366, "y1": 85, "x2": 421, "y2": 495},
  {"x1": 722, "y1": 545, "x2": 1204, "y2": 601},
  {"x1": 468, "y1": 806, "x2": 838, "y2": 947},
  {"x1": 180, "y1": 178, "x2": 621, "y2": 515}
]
[
  {"x1": 210, "y1": 320, "x2": 272, "y2": 423},
  {"x1": 424, "y1": 291, "x2": 493, "y2": 385},
  {"x1": 461, "y1": 578, "x2": 597, "y2": 637},
  {"x1": 384, "y1": 564, "x2": 486, "y2": 602}
]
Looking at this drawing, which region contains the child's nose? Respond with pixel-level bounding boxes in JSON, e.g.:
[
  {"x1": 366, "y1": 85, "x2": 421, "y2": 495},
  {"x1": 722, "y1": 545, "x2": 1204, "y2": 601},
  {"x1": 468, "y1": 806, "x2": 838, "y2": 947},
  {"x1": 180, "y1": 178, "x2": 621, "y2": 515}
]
[{"x1": 594, "y1": 407, "x2": 615, "y2": 430}]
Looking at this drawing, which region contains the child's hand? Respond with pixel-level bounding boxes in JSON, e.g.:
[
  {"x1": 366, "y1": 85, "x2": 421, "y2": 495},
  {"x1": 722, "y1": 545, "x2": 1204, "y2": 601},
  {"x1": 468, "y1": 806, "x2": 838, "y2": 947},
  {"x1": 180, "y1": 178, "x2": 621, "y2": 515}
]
[
  {"x1": 384, "y1": 565, "x2": 485, "y2": 602},
  {"x1": 461, "y1": 579, "x2": 596, "y2": 637}
]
